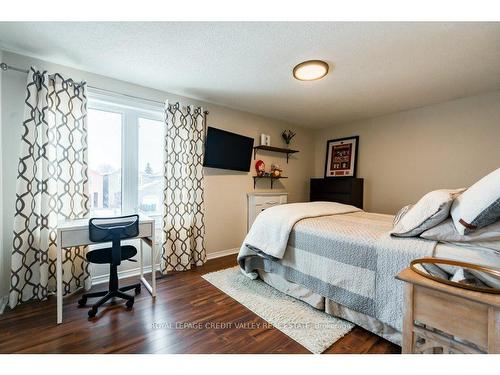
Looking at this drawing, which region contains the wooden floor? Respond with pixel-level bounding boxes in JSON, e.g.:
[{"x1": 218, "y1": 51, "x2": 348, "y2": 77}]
[{"x1": 0, "y1": 255, "x2": 400, "y2": 354}]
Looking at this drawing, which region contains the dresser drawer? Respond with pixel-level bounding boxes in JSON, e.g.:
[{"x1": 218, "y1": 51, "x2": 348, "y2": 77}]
[
  {"x1": 414, "y1": 286, "x2": 489, "y2": 350},
  {"x1": 257, "y1": 202, "x2": 278, "y2": 212},
  {"x1": 310, "y1": 178, "x2": 364, "y2": 209},
  {"x1": 311, "y1": 178, "x2": 354, "y2": 194},
  {"x1": 254, "y1": 195, "x2": 287, "y2": 206}
]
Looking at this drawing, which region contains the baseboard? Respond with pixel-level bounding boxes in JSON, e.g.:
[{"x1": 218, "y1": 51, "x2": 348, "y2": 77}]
[
  {"x1": 92, "y1": 264, "x2": 155, "y2": 285},
  {"x1": 91, "y1": 247, "x2": 239, "y2": 285},
  {"x1": 206, "y1": 247, "x2": 239, "y2": 260}
]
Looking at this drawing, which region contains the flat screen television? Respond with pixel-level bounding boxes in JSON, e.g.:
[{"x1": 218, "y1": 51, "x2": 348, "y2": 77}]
[{"x1": 203, "y1": 127, "x2": 254, "y2": 172}]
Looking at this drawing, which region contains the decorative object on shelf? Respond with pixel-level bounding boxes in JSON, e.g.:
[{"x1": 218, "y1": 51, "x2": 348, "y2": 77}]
[
  {"x1": 271, "y1": 164, "x2": 282, "y2": 177},
  {"x1": 281, "y1": 130, "x2": 296, "y2": 146},
  {"x1": 253, "y1": 145, "x2": 299, "y2": 163},
  {"x1": 324, "y1": 136, "x2": 359, "y2": 178},
  {"x1": 410, "y1": 258, "x2": 500, "y2": 294},
  {"x1": 260, "y1": 133, "x2": 271, "y2": 146},
  {"x1": 260, "y1": 134, "x2": 266, "y2": 146},
  {"x1": 255, "y1": 160, "x2": 266, "y2": 176}
]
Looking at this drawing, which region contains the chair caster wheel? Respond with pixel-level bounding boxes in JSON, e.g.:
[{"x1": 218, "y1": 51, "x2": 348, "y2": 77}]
[
  {"x1": 125, "y1": 299, "x2": 134, "y2": 309},
  {"x1": 78, "y1": 297, "x2": 87, "y2": 307},
  {"x1": 135, "y1": 286, "x2": 141, "y2": 295},
  {"x1": 88, "y1": 307, "x2": 97, "y2": 318}
]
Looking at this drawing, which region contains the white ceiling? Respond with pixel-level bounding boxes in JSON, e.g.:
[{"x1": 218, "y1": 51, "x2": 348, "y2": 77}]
[{"x1": 1, "y1": 22, "x2": 500, "y2": 128}]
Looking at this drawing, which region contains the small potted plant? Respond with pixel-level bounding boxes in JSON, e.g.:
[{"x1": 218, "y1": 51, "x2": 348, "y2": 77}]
[{"x1": 281, "y1": 130, "x2": 296, "y2": 146}]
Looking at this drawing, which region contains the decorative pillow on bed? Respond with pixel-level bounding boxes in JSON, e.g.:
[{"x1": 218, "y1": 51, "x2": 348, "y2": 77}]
[
  {"x1": 393, "y1": 204, "x2": 412, "y2": 226},
  {"x1": 391, "y1": 188, "x2": 465, "y2": 237},
  {"x1": 420, "y1": 218, "x2": 500, "y2": 242},
  {"x1": 451, "y1": 168, "x2": 500, "y2": 235}
]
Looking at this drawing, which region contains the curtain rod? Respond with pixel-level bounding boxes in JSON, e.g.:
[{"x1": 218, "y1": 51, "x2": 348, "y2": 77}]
[{"x1": 0, "y1": 62, "x2": 209, "y2": 115}]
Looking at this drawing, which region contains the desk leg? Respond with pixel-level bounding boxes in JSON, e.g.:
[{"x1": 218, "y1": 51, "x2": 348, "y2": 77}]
[
  {"x1": 139, "y1": 239, "x2": 144, "y2": 279},
  {"x1": 56, "y1": 235, "x2": 63, "y2": 324},
  {"x1": 151, "y1": 230, "x2": 156, "y2": 297},
  {"x1": 139, "y1": 236, "x2": 156, "y2": 298}
]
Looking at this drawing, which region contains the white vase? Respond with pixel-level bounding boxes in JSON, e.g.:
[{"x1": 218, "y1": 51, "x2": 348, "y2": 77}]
[
  {"x1": 260, "y1": 134, "x2": 267, "y2": 146},
  {"x1": 265, "y1": 135, "x2": 271, "y2": 146}
]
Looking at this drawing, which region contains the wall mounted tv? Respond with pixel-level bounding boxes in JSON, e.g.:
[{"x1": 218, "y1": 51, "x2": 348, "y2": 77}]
[{"x1": 203, "y1": 127, "x2": 254, "y2": 172}]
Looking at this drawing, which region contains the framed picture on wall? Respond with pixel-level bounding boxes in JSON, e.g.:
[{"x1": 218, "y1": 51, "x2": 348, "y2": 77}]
[{"x1": 324, "y1": 136, "x2": 359, "y2": 178}]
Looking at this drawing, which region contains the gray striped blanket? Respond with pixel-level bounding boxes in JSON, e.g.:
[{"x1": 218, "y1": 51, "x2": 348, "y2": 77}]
[{"x1": 238, "y1": 211, "x2": 436, "y2": 331}]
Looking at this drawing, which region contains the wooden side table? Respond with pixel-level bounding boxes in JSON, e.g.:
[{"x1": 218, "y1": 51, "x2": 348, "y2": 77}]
[{"x1": 397, "y1": 268, "x2": 500, "y2": 354}]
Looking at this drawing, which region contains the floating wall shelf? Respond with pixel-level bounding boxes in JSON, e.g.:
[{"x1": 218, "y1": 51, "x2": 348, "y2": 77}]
[
  {"x1": 253, "y1": 145, "x2": 299, "y2": 163},
  {"x1": 253, "y1": 175, "x2": 288, "y2": 189}
]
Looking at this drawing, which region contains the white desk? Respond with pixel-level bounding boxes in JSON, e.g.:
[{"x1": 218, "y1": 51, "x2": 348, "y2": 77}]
[{"x1": 56, "y1": 214, "x2": 156, "y2": 324}]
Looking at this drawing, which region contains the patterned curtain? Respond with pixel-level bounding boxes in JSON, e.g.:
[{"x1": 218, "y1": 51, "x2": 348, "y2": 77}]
[
  {"x1": 161, "y1": 102, "x2": 206, "y2": 273},
  {"x1": 9, "y1": 68, "x2": 90, "y2": 308}
]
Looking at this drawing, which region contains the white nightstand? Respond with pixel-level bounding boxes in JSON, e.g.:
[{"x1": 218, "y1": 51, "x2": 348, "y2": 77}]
[{"x1": 247, "y1": 192, "x2": 288, "y2": 232}]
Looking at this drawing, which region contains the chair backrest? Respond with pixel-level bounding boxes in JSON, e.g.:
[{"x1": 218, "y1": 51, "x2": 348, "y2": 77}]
[
  {"x1": 89, "y1": 215, "x2": 140, "y2": 266},
  {"x1": 89, "y1": 214, "x2": 140, "y2": 243}
]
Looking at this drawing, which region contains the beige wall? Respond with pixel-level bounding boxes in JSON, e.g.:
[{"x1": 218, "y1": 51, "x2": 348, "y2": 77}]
[
  {"x1": 314, "y1": 90, "x2": 500, "y2": 214},
  {"x1": 204, "y1": 111, "x2": 313, "y2": 252},
  {"x1": 0, "y1": 51, "x2": 314, "y2": 289},
  {"x1": 2, "y1": 48, "x2": 499, "y2": 293}
]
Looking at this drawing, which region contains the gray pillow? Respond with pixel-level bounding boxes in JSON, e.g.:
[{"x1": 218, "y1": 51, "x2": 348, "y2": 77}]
[
  {"x1": 391, "y1": 188, "x2": 465, "y2": 237},
  {"x1": 451, "y1": 168, "x2": 500, "y2": 234},
  {"x1": 420, "y1": 218, "x2": 500, "y2": 242}
]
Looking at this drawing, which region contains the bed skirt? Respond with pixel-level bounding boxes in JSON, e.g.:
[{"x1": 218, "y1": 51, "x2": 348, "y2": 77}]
[{"x1": 258, "y1": 270, "x2": 402, "y2": 346}]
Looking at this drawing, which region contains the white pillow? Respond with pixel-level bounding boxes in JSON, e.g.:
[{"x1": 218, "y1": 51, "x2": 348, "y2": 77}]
[
  {"x1": 391, "y1": 188, "x2": 465, "y2": 237},
  {"x1": 451, "y1": 168, "x2": 500, "y2": 235}
]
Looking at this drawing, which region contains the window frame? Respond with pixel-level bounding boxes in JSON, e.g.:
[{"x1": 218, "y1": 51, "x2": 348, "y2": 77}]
[{"x1": 87, "y1": 88, "x2": 164, "y2": 221}]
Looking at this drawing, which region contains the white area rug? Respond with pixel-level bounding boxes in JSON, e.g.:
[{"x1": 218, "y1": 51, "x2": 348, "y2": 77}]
[{"x1": 202, "y1": 266, "x2": 354, "y2": 353}]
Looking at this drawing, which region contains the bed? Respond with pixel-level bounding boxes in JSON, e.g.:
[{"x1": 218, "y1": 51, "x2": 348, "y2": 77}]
[{"x1": 238, "y1": 204, "x2": 500, "y2": 345}]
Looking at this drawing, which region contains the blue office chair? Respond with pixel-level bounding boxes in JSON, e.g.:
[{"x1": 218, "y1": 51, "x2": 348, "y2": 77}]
[{"x1": 78, "y1": 214, "x2": 142, "y2": 318}]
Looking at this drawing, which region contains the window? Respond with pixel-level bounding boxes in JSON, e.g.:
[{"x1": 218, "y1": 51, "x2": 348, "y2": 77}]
[
  {"x1": 88, "y1": 109, "x2": 122, "y2": 216},
  {"x1": 138, "y1": 117, "x2": 164, "y2": 225},
  {"x1": 87, "y1": 89, "x2": 164, "y2": 231}
]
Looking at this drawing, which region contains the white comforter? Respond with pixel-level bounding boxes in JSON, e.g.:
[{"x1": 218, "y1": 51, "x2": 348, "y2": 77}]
[
  {"x1": 239, "y1": 207, "x2": 437, "y2": 332},
  {"x1": 241, "y1": 201, "x2": 361, "y2": 259}
]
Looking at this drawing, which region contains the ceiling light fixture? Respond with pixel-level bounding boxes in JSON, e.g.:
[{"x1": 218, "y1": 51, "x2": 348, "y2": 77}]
[{"x1": 293, "y1": 60, "x2": 329, "y2": 81}]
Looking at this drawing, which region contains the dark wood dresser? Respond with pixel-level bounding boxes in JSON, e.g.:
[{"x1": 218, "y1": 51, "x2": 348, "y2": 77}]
[{"x1": 310, "y1": 178, "x2": 364, "y2": 209}]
